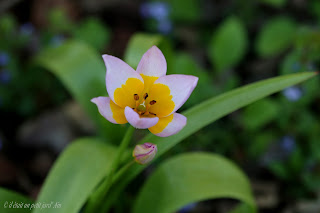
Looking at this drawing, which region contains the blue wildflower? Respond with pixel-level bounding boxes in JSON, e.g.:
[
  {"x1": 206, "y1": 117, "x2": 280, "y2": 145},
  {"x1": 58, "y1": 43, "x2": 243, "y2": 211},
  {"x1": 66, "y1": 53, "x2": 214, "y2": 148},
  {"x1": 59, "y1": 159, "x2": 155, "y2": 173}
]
[
  {"x1": 282, "y1": 86, "x2": 302, "y2": 101},
  {"x1": 260, "y1": 136, "x2": 296, "y2": 166},
  {"x1": 157, "y1": 19, "x2": 172, "y2": 34},
  {"x1": 280, "y1": 136, "x2": 296, "y2": 153},
  {"x1": 0, "y1": 69, "x2": 11, "y2": 84},
  {"x1": 50, "y1": 35, "x2": 66, "y2": 47},
  {"x1": 20, "y1": 23, "x2": 35, "y2": 36},
  {"x1": 0, "y1": 52, "x2": 10, "y2": 66},
  {"x1": 140, "y1": 1, "x2": 173, "y2": 34},
  {"x1": 140, "y1": 2, "x2": 170, "y2": 21}
]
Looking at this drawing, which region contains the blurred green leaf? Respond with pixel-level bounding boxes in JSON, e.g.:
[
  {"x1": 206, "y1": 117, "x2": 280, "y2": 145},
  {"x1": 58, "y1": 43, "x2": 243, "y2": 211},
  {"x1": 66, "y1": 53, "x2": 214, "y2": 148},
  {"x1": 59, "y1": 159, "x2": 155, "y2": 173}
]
[
  {"x1": 288, "y1": 148, "x2": 304, "y2": 174},
  {"x1": 36, "y1": 40, "x2": 126, "y2": 142},
  {"x1": 0, "y1": 14, "x2": 17, "y2": 35},
  {"x1": 124, "y1": 33, "x2": 173, "y2": 70},
  {"x1": 164, "y1": 0, "x2": 201, "y2": 22},
  {"x1": 34, "y1": 138, "x2": 117, "y2": 213},
  {"x1": 268, "y1": 161, "x2": 288, "y2": 179},
  {"x1": 72, "y1": 18, "x2": 110, "y2": 51},
  {"x1": 242, "y1": 98, "x2": 279, "y2": 130},
  {"x1": 280, "y1": 51, "x2": 302, "y2": 75},
  {"x1": 208, "y1": 16, "x2": 248, "y2": 72},
  {"x1": 0, "y1": 188, "x2": 32, "y2": 213},
  {"x1": 248, "y1": 132, "x2": 276, "y2": 158},
  {"x1": 256, "y1": 17, "x2": 297, "y2": 57},
  {"x1": 133, "y1": 153, "x2": 256, "y2": 213},
  {"x1": 309, "y1": 0, "x2": 320, "y2": 24},
  {"x1": 48, "y1": 8, "x2": 74, "y2": 33},
  {"x1": 260, "y1": 0, "x2": 286, "y2": 8},
  {"x1": 107, "y1": 72, "x2": 317, "y2": 209}
]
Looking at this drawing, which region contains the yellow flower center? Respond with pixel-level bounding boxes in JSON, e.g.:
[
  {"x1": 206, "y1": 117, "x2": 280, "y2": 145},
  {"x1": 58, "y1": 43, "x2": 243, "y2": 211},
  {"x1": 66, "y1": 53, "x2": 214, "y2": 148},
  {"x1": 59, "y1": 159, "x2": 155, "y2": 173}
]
[{"x1": 113, "y1": 74, "x2": 175, "y2": 119}]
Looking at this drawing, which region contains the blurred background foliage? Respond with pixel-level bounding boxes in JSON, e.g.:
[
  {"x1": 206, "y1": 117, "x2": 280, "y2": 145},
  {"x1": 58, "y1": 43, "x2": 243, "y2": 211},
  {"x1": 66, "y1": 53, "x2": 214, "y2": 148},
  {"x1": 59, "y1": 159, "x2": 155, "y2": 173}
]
[{"x1": 0, "y1": 0, "x2": 320, "y2": 212}]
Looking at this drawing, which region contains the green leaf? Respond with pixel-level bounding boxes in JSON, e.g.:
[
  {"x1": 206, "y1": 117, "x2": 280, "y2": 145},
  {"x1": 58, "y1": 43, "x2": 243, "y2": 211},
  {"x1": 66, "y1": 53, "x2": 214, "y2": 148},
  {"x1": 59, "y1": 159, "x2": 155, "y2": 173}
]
[
  {"x1": 0, "y1": 188, "x2": 32, "y2": 213},
  {"x1": 208, "y1": 16, "x2": 248, "y2": 72},
  {"x1": 48, "y1": 8, "x2": 74, "y2": 33},
  {"x1": 36, "y1": 40, "x2": 126, "y2": 142},
  {"x1": 164, "y1": 0, "x2": 202, "y2": 22},
  {"x1": 110, "y1": 72, "x2": 316, "y2": 207},
  {"x1": 124, "y1": 33, "x2": 173, "y2": 70},
  {"x1": 242, "y1": 98, "x2": 280, "y2": 130},
  {"x1": 248, "y1": 132, "x2": 276, "y2": 158},
  {"x1": 256, "y1": 17, "x2": 297, "y2": 57},
  {"x1": 72, "y1": 18, "x2": 110, "y2": 51},
  {"x1": 133, "y1": 152, "x2": 256, "y2": 213},
  {"x1": 34, "y1": 138, "x2": 117, "y2": 213}
]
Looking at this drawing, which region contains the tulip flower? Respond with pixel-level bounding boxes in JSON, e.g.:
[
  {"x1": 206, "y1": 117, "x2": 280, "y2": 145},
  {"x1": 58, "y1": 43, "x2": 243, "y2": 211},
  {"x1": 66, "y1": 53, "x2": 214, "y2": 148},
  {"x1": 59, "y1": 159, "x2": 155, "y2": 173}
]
[
  {"x1": 91, "y1": 46, "x2": 198, "y2": 137},
  {"x1": 133, "y1": 143, "x2": 157, "y2": 164}
]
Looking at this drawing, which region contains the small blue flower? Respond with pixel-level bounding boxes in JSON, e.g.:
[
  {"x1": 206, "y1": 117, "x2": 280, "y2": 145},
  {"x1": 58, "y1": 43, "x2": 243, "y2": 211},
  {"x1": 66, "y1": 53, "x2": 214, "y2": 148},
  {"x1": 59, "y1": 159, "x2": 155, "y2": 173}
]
[
  {"x1": 260, "y1": 135, "x2": 296, "y2": 165},
  {"x1": 140, "y1": 2, "x2": 170, "y2": 21},
  {"x1": 282, "y1": 86, "x2": 302, "y2": 101},
  {"x1": 178, "y1": 203, "x2": 196, "y2": 213},
  {"x1": 0, "y1": 52, "x2": 10, "y2": 66},
  {"x1": 157, "y1": 19, "x2": 172, "y2": 34},
  {"x1": 50, "y1": 35, "x2": 66, "y2": 47},
  {"x1": 280, "y1": 136, "x2": 295, "y2": 153},
  {"x1": 0, "y1": 69, "x2": 11, "y2": 84},
  {"x1": 20, "y1": 23, "x2": 35, "y2": 36}
]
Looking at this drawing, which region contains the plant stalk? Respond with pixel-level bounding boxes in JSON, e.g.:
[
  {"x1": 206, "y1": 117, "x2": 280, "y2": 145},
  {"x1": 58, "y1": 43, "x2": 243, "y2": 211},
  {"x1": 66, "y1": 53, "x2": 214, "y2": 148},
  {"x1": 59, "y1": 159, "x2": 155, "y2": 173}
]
[{"x1": 84, "y1": 125, "x2": 135, "y2": 213}]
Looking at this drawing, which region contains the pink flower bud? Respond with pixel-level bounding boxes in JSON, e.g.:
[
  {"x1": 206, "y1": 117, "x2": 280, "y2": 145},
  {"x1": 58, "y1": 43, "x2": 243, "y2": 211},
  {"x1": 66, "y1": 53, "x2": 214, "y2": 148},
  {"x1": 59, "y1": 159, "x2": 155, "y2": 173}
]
[{"x1": 133, "y1": 143, "x2": 157, "y2": 164}]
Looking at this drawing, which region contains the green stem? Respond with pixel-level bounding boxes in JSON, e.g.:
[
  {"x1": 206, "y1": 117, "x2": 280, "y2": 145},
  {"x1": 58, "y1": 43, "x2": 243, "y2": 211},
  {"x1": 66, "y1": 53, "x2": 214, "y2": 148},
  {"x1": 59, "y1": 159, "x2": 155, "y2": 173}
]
[
  {"x1": 84, "y1": 125, "x2": 135, "y2": 213},
  {"x1": 112, "y1": 160, "x2": 135, "y2": 185},
  {"x1": 99, "y1": 161, "x2": 135, "y2": 213}
]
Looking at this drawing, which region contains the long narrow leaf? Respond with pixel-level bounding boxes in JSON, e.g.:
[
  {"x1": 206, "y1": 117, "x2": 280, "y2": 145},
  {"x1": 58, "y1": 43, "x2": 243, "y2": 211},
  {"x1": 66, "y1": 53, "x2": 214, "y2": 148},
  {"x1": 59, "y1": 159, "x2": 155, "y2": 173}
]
[
  {"x1": 133, "y1": 153, "x2": 256, "y2": 213},
  {"x1": 34, "y1": 138, "x2": 117, "y2": 213}
]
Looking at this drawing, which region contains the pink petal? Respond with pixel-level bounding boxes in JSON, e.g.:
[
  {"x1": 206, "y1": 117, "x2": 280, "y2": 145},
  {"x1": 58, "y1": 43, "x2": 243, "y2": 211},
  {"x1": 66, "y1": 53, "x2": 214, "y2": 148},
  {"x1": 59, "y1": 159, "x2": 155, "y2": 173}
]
[
  {"x1": 136, "y1": 46, "x2": 167, "y2": 77},
  {"x1": 91, "y1": 97, "x2": 127, "y2": 124},
  {"x1": 149, "y1": 113, "x2": 187, "y2": 137},
  {"x1": 103, "y1": 55, "x2": 144, "y2": 105},
  {"x1": 124, "y1": 107, "x2": 159, "y2": 129},
  {"x1": 153, "y1": 74, "x2": 198, "y2": 115}
]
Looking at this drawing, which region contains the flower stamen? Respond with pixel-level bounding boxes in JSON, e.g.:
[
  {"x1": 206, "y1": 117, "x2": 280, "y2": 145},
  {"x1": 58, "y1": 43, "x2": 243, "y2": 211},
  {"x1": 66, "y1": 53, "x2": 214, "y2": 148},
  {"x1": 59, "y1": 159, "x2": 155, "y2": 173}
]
[
  {"x1": 143, "y1": 93, "x2": 148, "y2": 100},
  {"x1": 132, "y1": 94, "x2": 157, "y2": 117},
  {"x1": 134, "y1": 94, "x2": 139, "y2": 100}
]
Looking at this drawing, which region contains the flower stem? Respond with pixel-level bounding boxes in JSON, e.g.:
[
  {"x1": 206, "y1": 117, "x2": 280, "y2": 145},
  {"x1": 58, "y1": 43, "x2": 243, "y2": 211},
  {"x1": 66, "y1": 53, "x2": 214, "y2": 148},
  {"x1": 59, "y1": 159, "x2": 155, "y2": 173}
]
[{"x1": 84, "y1": 125, "x2": 135, "y2": 213}]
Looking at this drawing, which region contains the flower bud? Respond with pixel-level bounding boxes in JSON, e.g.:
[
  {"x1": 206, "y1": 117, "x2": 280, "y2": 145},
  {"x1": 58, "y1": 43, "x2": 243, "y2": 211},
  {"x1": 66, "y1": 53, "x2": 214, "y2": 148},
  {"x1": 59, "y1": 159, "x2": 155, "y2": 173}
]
[{"x1": 133, "y1": 143, "x2": 157, "y2": 164}]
